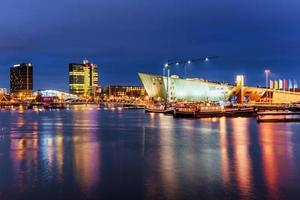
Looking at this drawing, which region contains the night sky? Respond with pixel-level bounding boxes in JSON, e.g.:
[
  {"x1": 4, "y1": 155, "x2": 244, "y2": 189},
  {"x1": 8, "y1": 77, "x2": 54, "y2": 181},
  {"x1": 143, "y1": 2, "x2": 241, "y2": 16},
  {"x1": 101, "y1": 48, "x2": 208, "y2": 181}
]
[{"x1": 1, "y1": 0, "x2": 300, "y2": 91}]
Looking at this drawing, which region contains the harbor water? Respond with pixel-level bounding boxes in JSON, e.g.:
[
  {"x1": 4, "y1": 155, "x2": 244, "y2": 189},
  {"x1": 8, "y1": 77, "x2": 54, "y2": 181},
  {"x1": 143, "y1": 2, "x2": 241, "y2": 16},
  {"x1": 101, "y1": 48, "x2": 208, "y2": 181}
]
[{"x1": 0, "y1": 109, "x2": 300, "y2": 199}]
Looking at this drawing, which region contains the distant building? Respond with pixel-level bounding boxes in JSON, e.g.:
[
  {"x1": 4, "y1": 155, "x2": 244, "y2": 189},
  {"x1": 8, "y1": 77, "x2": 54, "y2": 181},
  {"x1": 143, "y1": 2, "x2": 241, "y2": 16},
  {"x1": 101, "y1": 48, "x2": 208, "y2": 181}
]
[
  {"x1": 0, "y1": 88, "x2": 7, "y2": 96},
  {"x1": 10, "y1": 63, "x2": 33, "y2": 97},
  {"x1": 105, "y1": 85, "x2": 147, "y2": 99},
  {"x1": 0, "y1": 88, "x2": 8, "y2": 101},
  {"x1": 69, "y1": 59, "x2": 100, "y2": 97}
]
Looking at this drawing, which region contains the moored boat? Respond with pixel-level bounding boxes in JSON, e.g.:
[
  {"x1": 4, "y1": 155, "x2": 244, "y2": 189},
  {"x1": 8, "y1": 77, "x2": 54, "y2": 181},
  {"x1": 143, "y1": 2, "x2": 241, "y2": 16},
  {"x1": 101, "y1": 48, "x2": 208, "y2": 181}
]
[
  {"x1": 174, "y1": 105, "x2": 256, "y2": 118},
  {"x1": 144, "y1": 105, "x2": 173, "y2": 114}
]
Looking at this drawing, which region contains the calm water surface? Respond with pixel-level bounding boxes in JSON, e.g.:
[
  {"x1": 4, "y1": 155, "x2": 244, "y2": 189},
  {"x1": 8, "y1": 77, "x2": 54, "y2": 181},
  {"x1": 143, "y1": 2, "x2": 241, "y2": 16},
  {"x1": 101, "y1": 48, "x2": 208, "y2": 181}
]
[{"x1": 0, "y1": 109, "x2": 300, "y2": 199}]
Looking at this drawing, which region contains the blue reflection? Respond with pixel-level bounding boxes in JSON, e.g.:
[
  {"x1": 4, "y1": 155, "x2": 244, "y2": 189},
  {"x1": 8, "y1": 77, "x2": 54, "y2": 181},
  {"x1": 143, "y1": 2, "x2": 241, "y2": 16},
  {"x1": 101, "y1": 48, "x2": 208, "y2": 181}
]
[{"x1": 0, "y1": 110, "x2": 298, "y2": 199}]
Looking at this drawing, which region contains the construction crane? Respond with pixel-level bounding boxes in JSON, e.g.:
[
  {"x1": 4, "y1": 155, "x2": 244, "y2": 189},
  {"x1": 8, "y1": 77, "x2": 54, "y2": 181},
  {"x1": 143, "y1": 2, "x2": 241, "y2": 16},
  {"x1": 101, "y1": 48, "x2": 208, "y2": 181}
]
[
  {"x1": 163, "y1": 56, "x2": 218, "y2": 78},
  {"x1": 163, "y1": 56, "x2": 218, "y2": 102}
]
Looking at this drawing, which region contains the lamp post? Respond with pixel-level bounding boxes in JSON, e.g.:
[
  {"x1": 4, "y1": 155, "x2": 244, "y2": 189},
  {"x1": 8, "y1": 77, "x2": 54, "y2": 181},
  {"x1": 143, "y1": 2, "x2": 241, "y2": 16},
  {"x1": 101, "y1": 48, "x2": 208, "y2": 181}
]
[
  {"x1": 184, "y1": 60, "x2": 191, "y2": 78},
  {"x1": 163, "y1": 56, "x2": 216, "y2": 105},
  {"x1": 164, "y1": 63, "x2": 170, "y2": 106},
  {"x1": 264, "y1": 69, "x2": 270, "y2": 102}
]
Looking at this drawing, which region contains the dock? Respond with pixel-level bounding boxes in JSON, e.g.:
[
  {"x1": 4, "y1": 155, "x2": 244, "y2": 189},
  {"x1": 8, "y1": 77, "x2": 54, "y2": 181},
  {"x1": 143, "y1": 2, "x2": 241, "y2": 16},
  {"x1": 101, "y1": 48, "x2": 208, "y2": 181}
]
[
  {"x1": 257, "y1": 110, "x2": 300, "y2": 123},
  {"x1": 257, "y1": 117, "x2": 300, "y2": 123}
]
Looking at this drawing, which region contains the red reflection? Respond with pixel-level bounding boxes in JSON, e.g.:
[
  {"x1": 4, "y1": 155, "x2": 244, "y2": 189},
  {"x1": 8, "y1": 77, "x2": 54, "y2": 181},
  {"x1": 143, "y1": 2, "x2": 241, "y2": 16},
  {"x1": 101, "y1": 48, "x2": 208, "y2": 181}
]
[
  {"x1": 232, "y1": 118, "x2": 252, "y2": 198},
  {"x1": 259, "y1": 123, "x2": 296, "y2": 199}
]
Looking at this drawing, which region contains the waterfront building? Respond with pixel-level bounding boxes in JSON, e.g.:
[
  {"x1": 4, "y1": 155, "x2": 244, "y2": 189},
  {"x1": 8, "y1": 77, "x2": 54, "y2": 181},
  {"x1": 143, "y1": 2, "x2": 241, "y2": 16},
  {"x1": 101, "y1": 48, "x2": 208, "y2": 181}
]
[
  {"x1": 139, "y1": 72, "x2": 300, "y2": 104},
  {"x1": 69, "y1": 59, "x2": 100, "y2": 98},
  {"x1": 105, "y1": 85, "x2": 147, "y2": 100},
  {"x1": 10, "y1": 63, "x2": 33, "y2": 97}
]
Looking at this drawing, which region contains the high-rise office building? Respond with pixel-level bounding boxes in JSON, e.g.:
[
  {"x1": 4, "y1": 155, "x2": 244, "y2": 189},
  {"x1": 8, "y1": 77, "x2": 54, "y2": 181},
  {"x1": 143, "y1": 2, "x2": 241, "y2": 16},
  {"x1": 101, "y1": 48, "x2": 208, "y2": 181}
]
[
  {"x1": 10, "y1": 63, "x2": 33, "y2": 97},
  {"x1": 69, "y1": 59, "x2": 99, "y2": 97}
]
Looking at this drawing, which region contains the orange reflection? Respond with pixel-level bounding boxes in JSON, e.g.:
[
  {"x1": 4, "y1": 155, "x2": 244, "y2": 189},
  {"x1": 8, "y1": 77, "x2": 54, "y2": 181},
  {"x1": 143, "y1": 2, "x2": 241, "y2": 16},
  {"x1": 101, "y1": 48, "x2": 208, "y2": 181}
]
[
  {"x1": 72, "y1": 111, "x2": 100, "y2": 192},
  {"x1": 232, "y1": 118, "x2": 252, "y2": 198},
  {"x1": 260, "y1": 123, "x2": 279, "y2": 199}
]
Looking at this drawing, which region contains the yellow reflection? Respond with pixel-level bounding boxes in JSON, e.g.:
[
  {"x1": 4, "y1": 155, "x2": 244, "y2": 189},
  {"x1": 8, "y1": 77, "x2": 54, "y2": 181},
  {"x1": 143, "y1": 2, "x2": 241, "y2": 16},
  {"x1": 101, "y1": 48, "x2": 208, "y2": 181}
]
[
  {"x1": 55, "y1": 115, "x2": 64, "y2": 179},
  {"x1": 18, "y1": 105, "x2": 24, "y2": 113},
  {"x1": 219, "y1": 117, "x2": 230, "y2": 187},
  {"x1": 10, "y1": 119, "x2": 38, "y2": 192},
  {"x1": 56, "y1": 135, "x2": 64, "y2": 178},
  {"x1": 159, "y1": 115, "x2": 177, "y2": 198},
  {"x1": 149, "y1": 113, "x2": 155, "y2": 128}
]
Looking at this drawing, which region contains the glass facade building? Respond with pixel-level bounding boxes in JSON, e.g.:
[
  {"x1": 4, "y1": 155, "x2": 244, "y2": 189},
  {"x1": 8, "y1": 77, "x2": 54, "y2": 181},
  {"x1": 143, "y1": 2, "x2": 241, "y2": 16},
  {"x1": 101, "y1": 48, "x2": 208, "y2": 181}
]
[
  {"x1": 69, "y1": 59, "x2": 99, "y2": 97},
  {"x1": 138, "y1": 72, "x2": 300, "y2": 104},
  {"x1": 138, "y1": 73, "x2": 234, "y2": 102},
  {"x1": 10, "y1": 63, "x2": 33, "y2": 96}
]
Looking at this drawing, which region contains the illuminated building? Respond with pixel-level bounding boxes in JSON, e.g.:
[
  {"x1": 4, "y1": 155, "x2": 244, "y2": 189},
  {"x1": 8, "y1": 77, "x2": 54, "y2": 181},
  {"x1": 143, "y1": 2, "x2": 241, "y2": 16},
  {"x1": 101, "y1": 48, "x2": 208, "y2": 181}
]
[
  {"x1": 139, "y1": 73, "x2": 234, "y2": 102},
  {"x1": 105, "y1": 85, "x2": 147, "y2": 99},
  {"x1": 0, "y1": 88, "x2": 8, "y2": 101},
  {"x1": 139, "y1": 73, "x2": 300, "y2": 104},
  {"x1": 69, "y1": 59, "x2": 100, "y2": 97},
  {"x1": 10, "y1": 63, "x2": 33, "y2": 97}
]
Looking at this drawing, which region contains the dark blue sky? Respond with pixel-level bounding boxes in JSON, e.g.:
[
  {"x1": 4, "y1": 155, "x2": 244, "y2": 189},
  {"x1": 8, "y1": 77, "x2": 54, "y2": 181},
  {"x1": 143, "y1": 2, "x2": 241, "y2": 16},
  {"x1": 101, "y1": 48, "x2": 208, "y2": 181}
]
[{"x1": 1, "y1": 0, "x2": 300, "y2": 91}]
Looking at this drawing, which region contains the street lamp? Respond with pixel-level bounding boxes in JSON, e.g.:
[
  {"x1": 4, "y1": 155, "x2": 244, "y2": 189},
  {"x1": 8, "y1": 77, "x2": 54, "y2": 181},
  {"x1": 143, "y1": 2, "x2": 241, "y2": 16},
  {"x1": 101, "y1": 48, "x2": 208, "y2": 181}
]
[
  {"x1": 264, "y1": 69, "x2": 270, "y2": 88},
  {"x1": 185, "y1": 60, "x2": 192, "y2": 78}
]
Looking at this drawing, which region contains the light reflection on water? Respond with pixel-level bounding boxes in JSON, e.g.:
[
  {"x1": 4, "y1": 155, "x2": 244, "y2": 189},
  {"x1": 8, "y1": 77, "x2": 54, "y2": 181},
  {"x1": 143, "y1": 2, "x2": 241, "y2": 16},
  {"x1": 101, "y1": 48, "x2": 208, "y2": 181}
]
[{"x1": 0, "y1": 110, "x2": 299, "y2": 199}]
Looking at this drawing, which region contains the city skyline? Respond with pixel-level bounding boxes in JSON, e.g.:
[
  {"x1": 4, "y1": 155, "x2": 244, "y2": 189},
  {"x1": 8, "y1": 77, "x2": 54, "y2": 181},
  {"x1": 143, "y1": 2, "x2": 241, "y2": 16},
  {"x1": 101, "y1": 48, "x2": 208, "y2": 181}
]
[
  {"x1": 1, "y1": 0, "x2": 300, "y2": 91},
  {"x1": 1, "y1": 58, "x2": 300, "y2": 93},
  {"x1": 1, "y1": 1, "x2": 300, "y2": 200}
]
